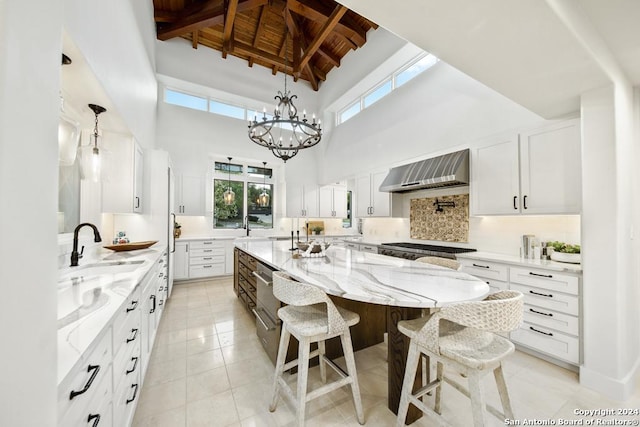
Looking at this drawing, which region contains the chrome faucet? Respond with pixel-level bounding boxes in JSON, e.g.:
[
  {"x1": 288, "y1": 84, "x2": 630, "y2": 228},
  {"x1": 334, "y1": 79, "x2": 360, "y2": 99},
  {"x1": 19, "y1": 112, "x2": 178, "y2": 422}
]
[
  {"x1": 70, "y1": 223, "x2": 102, "y2": 267},
  {"x1": 244, "y1": 216, "x2": 250, "y2": 236}
]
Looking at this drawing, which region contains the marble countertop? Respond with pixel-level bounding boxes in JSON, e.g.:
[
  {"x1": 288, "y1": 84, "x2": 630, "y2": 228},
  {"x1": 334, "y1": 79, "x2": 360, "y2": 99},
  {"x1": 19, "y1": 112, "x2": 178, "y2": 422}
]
[
  {"x1": 235, "y1": 240, "x2": 490, "y2": 308},
  {"x1": 457, "y1": 251, "x2": 583, "y2": 273},
  {"x1": 57, "y1": 246, "x2": 165, "y2": 385}
]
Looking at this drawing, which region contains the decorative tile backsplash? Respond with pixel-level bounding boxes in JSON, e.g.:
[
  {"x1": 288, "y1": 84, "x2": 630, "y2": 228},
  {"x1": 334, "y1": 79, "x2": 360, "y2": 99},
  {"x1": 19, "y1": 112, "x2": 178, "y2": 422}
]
[{"x1": 410, "y1": 194, "x2": 469, "y2": 242}]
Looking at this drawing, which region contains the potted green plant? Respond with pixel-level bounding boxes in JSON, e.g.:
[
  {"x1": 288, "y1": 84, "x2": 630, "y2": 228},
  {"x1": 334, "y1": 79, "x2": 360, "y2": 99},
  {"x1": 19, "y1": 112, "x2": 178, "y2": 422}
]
[
  {"x1": 548, "y1": 241, "x2": 580, "y2": 263},
  {"x1": 311, "y1": 226, "x2": 324, "y2": 235}
]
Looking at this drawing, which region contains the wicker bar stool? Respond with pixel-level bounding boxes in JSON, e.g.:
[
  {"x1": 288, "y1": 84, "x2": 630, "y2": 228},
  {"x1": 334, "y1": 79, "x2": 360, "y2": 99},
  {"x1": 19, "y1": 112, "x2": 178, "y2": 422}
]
[
  {"x1": 396, "y1": 290, "x2": 523, "y2": 427},
  {"x1": 269, "y1": 271, "x2": 365, "y2": 426},
  {"x1": 415, "y1": 256, "x2": 461, "y2": 271}
]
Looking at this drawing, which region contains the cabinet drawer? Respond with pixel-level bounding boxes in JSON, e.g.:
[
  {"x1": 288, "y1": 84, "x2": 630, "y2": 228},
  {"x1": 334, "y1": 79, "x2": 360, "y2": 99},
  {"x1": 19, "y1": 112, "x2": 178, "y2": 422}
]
[
  {"x1": 190, "y1": 254, "x2": 225, "y2": 266},
  {"x1": 238, "y1": 251, "x2": 257, "y2": 270},
  {"x1": 360, "y1": 244, "x2": 378, "y2": 253},
  {"x1": 113, "y1": 338, "x2": 141, "y2": 391},
  {"x1": 58, "y1": 330, "x2": 113, "y2": 421},
  {"x1": 523, "y1": 304, "x2": 579, "y2": 336},
  {"x1": 111, "y1": 287, "x2": 140, "y2": 346},
  {"x1": 190, "y1": 240, "x2": 225, "y2": 250},
  {"x1": 60, "y1": 366, "x2": 113, "y2": 427},
  {"x1": 345, "y1": 242, "x2": 359, "y2": 250},
  {"x1": 511, "y1": 322, "x2": 579, "y2": 364},
  {"x1": 113, "y1": 371, "x2": 140, "y2": 427},
  {"x1": 459, "y1": 260, "x2": 508, "y2": 281},
  {"x1": 509, "y1": 266, "x2": 579, "y2": 295},
  {"x1": 113, "y1": 312, "x2": 141, "y2": 354},
  {"x1": 190, "y1": 264, "x2": 226, "y2": 278},
  {"x1": 191, "y1": 247, "x2": 225, "y2": 257},
  {"x1": 510, "y1": 283, "x2": 579, "y2": 316}
]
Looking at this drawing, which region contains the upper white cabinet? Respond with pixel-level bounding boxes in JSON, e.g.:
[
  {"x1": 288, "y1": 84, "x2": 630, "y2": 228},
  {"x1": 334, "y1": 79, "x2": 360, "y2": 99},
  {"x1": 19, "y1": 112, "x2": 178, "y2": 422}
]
[
  {"x1": 102, "y1": 135, "x2": 143, "y2": 214},
  {"x1": 319, "y1": 184, "x2": 347, "y2": 218},
  {"x1": 471, "y1": 119, "x2": 581, "y2": 215},
  {"x1": 356, "y1": 171, "x2": 400, "y2": 217},
  {"x1": 286, "y1": 183, "x2": 319, "y2": 218},
  {"x1": 175, "y1": 174, "x2": 204, "y2": 216}
]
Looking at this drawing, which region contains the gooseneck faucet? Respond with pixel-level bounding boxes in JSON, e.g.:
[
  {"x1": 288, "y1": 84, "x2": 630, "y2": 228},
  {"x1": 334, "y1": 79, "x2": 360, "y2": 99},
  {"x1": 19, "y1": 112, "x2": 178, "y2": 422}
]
[
  {"x1": 70, "y1": 223, "x2": 102, "y2": 267},
  {"x1": 244, "y1": 216, "x2": 250, "y2": 237}
]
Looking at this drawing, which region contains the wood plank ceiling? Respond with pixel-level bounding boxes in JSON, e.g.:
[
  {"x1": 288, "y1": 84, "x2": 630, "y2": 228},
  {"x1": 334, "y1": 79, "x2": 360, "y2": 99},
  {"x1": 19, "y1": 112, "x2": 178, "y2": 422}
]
[{"x1": 153, "y1": 0, "x2": 378, "y2": 91}]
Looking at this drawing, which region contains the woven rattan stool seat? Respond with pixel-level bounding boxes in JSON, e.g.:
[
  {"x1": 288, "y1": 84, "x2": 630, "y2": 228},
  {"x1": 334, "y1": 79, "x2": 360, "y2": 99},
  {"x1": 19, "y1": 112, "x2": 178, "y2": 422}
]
[{"x1": 277, "y1": 303, "x2": 360, "y2": 337}]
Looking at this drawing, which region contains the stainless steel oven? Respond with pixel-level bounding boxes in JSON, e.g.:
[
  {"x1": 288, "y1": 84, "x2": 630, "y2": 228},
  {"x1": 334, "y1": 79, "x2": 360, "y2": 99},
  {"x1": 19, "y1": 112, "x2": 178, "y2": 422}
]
[{"x1": 252, "y1": 263, "x2": 281, "y2": 364}]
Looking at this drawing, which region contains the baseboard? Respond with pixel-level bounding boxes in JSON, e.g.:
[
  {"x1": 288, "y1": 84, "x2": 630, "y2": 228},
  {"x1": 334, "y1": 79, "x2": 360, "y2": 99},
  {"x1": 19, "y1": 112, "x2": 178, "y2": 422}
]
[{"x1": 580, "y1": 357, "x2": 640, "y2": 401}]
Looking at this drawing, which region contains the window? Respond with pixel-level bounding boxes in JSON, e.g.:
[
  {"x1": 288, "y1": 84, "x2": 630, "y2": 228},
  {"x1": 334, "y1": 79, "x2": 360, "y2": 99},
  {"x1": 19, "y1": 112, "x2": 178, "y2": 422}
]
[
  {"x1": 336, "y1": 53, "x2": 439, "y2": 125},
  {"x1": 364, "y1": 80, "x2": 392, "y2": 108},
  {"x1": 209, "y1": 100, "x2": 245, "y2": 120},
  {"x1": 342, "y1": 190, "x2": 352, "y2": 228},
  {"x1": 212, "y1": 160, "x2": 274, "y2": 229},
  {"x1": 165, "y1": 89, "x2": 208, "y2": 111}
]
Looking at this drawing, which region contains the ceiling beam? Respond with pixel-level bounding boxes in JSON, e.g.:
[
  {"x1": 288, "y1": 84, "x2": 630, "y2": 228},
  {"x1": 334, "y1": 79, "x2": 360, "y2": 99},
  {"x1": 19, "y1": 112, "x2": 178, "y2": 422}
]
[
  {"x1": 222, "y1": 0, "x2": 240, "y2": 58},
  {"x1": 157, "y1": 0, "x2": 267, "y2": 41},
  {"x1": 287, "y1": 0, "x2": 365, "y2": 47},
  {"x1": 284, "y1": 7, "x2": 319, "y2": 88},
  {"x1": 250, "y1": 5, "x2": 269, "y2": 67},
  {"x1": 298, "y1": 4, "x2": 346, "y2": 73}
]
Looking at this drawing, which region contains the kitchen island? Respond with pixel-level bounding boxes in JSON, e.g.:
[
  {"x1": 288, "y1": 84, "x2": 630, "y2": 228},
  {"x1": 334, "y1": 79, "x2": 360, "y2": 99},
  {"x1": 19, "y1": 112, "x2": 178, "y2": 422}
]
[{"x1": 234, "y1": 240, "x2": 490, "y2": 423}]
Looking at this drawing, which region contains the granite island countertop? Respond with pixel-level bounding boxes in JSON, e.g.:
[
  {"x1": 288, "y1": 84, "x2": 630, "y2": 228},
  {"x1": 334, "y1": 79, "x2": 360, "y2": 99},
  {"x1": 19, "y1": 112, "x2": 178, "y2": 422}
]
[{"x1": 234, "y1": 240, "x2": 490, "y2": 309}]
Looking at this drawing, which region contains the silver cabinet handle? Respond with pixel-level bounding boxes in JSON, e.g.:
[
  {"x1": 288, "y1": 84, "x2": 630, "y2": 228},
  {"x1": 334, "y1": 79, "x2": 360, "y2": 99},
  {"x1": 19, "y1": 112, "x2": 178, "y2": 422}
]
[
  {"x1": 252, "y1": 271, "x2": 272, "y2": 286},
  {"x1": 252, "y1": 308, "x2": 276, "y2": 331}
]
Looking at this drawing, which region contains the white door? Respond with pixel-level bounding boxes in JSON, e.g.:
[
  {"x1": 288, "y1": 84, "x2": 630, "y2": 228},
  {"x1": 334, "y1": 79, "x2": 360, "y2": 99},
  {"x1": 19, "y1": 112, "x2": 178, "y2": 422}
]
[
  {"x1": 471, "y1": 134, "x2": 520, "y2": 215},
  {"x1": 286, "y1": 183, "x2": 304, "y2": 217},
  {"x1": 181, "y1": 174, "x2": 204, "y2": 215},
  {"x1": 318, "y1": 186, "x2": 334, "y2": 217},
  {"x1": 174, "y1": 242, "x2": 189, "y2": 280},
  {"x1": 370, "y1": 171, "x2": 390, "y2": 217},
  {"x1": 303, "y1": 185, "x2": 319, "y2": 217},
  {"x1": 519, "y1": 119, "x2": 581, "y2": 214},
  {"x1": 355, "y1": 175, "x2": 371, "y2": 217},
  {"x1": 133, "y1": 143, "x2": 143, "y2": 213},
  {"x1": 333, "y1": 186, "x2": 348, "y2": 218}
]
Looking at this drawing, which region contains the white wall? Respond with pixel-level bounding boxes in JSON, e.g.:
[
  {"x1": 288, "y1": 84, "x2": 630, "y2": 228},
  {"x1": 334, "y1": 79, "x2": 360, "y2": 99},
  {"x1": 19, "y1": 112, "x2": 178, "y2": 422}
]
[
  {"x1": 64, "y1": 0, "x2": 157, "y2": 149},
  {"x1": 0, "y1": 1, "x2": 62, "y2": 424},
  {"x1": 319, "y1": 61, "x2": 546, "y2": 183}
]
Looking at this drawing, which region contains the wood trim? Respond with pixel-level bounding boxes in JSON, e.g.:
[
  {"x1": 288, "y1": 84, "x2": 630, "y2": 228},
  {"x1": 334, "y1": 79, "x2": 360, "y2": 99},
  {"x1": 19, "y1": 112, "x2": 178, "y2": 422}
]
[
  {"x1": 287, "y1": 0, "x2": 365, "y2": 46},
  {"x1": 222, "y1": 0, "x2": 240, "y2": 58}
]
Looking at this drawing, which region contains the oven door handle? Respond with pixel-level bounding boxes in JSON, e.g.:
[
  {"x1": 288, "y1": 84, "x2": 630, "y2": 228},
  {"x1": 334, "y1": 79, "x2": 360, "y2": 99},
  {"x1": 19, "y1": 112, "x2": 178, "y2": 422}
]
[
  {"x1": 252, "y1": 271, "x2": 273, "y2": 287},
  {"x1": 252, "y1": 308, "x2": 277, "y2": 331}
]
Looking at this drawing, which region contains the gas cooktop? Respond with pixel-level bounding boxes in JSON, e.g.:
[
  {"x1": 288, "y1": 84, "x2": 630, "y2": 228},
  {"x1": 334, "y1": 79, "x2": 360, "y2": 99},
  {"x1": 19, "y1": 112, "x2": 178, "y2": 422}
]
[{"x1": 380, "y1": 242, "x2": 476, "y2": 254}]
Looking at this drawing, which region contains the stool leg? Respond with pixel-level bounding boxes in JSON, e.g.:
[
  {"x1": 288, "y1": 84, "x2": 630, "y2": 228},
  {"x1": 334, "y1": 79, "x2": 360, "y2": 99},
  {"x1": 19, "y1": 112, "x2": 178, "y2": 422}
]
[
  {"x1": 494, "y1": 364, "x2": 514, "y2": 419},
  {"x1": 434, "y1": 361, "x2": 444, "y2": 415},
  {"x1": 270, "y1": 327, "x2": 291, "y2": 412},
  {"x1": 296, "y1": 338, "x2": 311, "y2": 426},
  {"x1": 318, "y1": 340, "x2": 327, "y2": 384},
  {"x1": 395, "y1": 341, "x2": 420, "y2": 427},
  {"x1": 341, "y1": 329, "x2": 364, "y2": 424},
  {"x1": 468, "y1": 371, "x2": 487, "y2": 427}
]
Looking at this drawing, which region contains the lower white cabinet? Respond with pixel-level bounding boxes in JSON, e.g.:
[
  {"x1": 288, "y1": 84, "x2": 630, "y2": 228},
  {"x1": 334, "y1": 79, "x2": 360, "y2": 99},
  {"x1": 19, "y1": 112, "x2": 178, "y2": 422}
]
[
  {"x1": 174, "y1": 239, "x2": 232, "y2": 281},
  {"x1": 459, "y1": 258, "x2": 582, "y2": 366},
  {"x1": 345, "y1": 242, "x2": 378, "y2": 253}
]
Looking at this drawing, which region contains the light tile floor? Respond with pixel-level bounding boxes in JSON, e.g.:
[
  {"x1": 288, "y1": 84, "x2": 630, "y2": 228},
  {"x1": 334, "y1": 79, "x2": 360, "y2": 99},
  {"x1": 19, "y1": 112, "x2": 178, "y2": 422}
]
[{"x1": 133, "y1": 277, "x2": 640, "y2": 427}]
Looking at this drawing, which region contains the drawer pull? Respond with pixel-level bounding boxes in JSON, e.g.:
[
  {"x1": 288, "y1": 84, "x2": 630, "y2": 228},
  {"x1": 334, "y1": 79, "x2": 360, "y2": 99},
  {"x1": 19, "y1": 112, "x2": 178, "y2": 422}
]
[
  {"x1": 513, "y1": 196, "x2": 518, "y2": 210},
  {"x1": 529, "y1": 308, "x2": 553, "y2": 317},
  {"x1": 126, "y1": 300, "x2": 138, "y2": 312},
  {"x1": 529, "y1": 272, "x2": 553, "y2": 278},
  {"x1": 203, "y1": 241, "x2": 213, "y2": 245},
  {"x1": 87, "y1": 414, "x2": 101, "y2": 427},
  {"x1": 203, "y1": 257, "x2": 212, "y2": 260},
  {"x1": 69, "y1": 364, "x2": 100, "y2": 400},
  {"x1": 159, "y1": 272, "x2": 164, "y2": 278},
  {"x1": 203, "y1": 265, "x2": 212, "y2": 268},
  {"x1": 472, "y1": 263, "x2": 490, "y2": 269},
  {"x1": 150, "y1": 295, "x2": 156, "y2": 313},
  {"x1": 529, "y1": 290, "x2": 553, "y2": 298},
  {"x1": 529, "y1": 326, "x2": 553, "y2": 337},
  {"x1": 126, "y1": 357, "x2": 139, "y2": 374},
  {"x1": 126, "y1": 328, "x2": 139, "y2": 343},
  {"x1": 126, "y1": 383, "x2": 139, "y2": 404},
  {"x1": 203, "y1": 249, "x2": 213, "y2": 253}
]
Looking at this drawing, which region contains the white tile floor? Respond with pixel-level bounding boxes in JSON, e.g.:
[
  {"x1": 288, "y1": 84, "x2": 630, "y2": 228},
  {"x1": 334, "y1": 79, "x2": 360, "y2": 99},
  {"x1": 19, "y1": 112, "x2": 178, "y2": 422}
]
[{"x1": 132, "y1": 277, "x2": 640, "y2": 427}]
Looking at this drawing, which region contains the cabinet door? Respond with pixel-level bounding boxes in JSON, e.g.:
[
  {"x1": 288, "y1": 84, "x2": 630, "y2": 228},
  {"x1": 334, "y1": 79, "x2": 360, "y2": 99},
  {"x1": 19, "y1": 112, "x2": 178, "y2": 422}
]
[
  {"x1": 286, "y1": 183, "x2": 304, "y2": 217},
  {"x1": 318, "y1": 186, "x2": 334, "y2": 217},
  {"x1": 102, "y1": 133, "x2": 141, "y2": 214},
  {"x1": 177, "y1": 174, "x2": 204, "y2": 215},
  {"x1": 303, "y1": 185, "x2": 319, "y2": 217},
  {"x1": 355, "y1": 175, "x2": 372, "y2": 217},
  {"x1": 133, "y1": 143, "x2": 143, "y2": 213},
  {"x1": 370, "y1": 171, "x2": 390, "y2": 217},
  {"x1": 471, "y1": 134, "x2": 520, "y2": 215},
  {"x1": 173, "y1": 242, "x2": 189, "y2": 280},
  {"x1": 333, "y1": 186, "x2": 348, "y2": 218},
  {"x1": 520, "y1": 119, "x2": 581, "y2": 214}
]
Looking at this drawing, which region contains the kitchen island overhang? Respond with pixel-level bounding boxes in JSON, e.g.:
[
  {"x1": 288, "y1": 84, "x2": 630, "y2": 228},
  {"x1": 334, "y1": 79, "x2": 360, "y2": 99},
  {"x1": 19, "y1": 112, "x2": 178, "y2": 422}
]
[{"x1": 234, "y1": 240, "x2": 490, "y2": 423}]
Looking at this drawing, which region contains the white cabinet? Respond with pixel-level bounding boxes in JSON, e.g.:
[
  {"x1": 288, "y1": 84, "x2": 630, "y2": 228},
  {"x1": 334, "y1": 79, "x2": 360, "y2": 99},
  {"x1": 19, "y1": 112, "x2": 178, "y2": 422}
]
[
  {"x1": 286, "y1": 183, "x2": 319, "y2": 217},
  {"x1": 319, "y1": 185, "x2": 347, "y2": 218},
  {"x1": 189, "y1": 240, "x2": 226, "y2": 278},
  {"x1": 174, "y1": 241, "x2": 189, "y2": 280},
  {"x1": 471, "y1": 119, "x2": 581, "y2": 215},
  {"x1": 356, "y1": 171, "x2": 400, "y2": 217},
  {"x1": 102, "y1": 135, "x2": 144, "y2": 213},
  {"x1": 344, "y1": 242, "x2": 378, "y2": 253},
  {"x1": 175, "y1": 174, "x2": 204, "y2": 215}
]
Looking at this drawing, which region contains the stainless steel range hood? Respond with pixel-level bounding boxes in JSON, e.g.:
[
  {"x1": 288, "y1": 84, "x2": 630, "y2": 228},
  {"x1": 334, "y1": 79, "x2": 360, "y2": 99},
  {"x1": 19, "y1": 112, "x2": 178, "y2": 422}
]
[{"x1": 379, "y1": 149, "x2": 469, "y2": 193}]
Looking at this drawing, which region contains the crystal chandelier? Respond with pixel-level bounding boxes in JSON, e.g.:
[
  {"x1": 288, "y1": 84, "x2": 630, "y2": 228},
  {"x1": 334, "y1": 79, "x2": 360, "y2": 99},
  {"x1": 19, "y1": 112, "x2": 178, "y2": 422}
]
[{"x1": 248, "y1": 35, "x2": 321, "y2": 162}]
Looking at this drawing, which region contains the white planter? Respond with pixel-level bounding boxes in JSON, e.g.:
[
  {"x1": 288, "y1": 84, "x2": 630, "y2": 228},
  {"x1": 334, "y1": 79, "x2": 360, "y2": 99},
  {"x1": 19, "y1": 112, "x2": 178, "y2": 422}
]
[{"x1": 550, "y1": 252, "x2": 581, "y2": 264}]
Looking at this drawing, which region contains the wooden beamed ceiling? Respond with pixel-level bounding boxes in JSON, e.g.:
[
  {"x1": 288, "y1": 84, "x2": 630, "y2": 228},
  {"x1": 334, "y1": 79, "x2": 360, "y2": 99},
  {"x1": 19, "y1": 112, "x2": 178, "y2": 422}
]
[{"x1": 153, "y1": 0, "x2": 378, "y2": 91}]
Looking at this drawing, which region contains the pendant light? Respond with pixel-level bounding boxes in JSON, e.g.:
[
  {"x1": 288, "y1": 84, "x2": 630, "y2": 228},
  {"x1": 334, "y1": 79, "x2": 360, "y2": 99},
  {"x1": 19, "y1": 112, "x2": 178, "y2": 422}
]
[
  {"x1": 79, "y1": 103, "x2": 106, "y2": 182},
  {"x1": 223, "y1": 157, "x2": 235, "y2": 205},
  {"x1": 257, "y1": 162, "x2": 270, "y2": 207}
]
